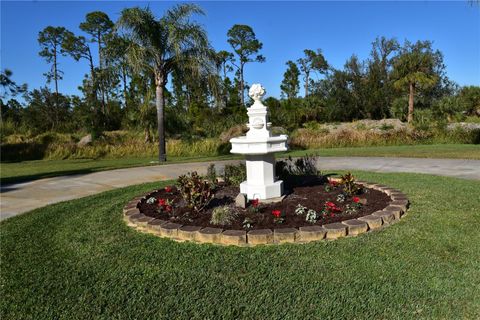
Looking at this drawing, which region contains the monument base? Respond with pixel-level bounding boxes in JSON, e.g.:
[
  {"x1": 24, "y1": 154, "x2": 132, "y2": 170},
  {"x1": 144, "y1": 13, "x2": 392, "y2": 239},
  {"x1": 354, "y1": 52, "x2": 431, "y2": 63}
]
[{"x1": 240, "y1": 180, "x2": 284, "y2": 200}]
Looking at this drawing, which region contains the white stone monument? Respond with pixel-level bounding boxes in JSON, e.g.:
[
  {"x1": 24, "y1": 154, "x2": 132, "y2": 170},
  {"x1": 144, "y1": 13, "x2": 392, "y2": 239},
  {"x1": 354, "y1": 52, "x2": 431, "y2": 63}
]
[{"x1": 230, "y1": 84, "x2": 288, "y2": 200}]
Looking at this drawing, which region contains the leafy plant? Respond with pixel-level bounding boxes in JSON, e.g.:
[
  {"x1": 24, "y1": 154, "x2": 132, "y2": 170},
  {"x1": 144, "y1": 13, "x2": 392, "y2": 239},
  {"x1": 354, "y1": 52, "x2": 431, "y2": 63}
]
[
  {"x1": 276, "y1": 154, "x2": 320, "y2": 180},
  {"x1": 248, "y1": 198, "x2": 260, "y2": 213},
  {"x1": 272, "y1": 210, "x2": 284, "y2": 224},
  {"x1": 177, "y1": 171, "x2": 214, "y2": 213},
  {"x1": 339, "y1": 172, "x2": 360, "y2": 196},
  {"x1": 336, "y1": 194, "x2": 346, "y2": 203},
  {"x1": 146, "y1": 197, "x2": 156, "y2": 204},
  {"x1": 295, "y1": 204, "x2": 307, "y2": 215},
  {"x1": 306, "y1": 209, "x2": 318, "y2": 223},
  {"x1": 324, "y1": 178, "x2": 339, "y2": 192},
  {"x1": 210, "y1": 206, "x2": 237, "y2": 226},
  {"x1": 206, "y1": 163, "x2": 217, "y2": 186},
  {"x1": 242, "y1": 217, "x2": 254, "y2": 230},
  {"x1": 223, "y1": 163, "x2": 246, "y2": 186}
]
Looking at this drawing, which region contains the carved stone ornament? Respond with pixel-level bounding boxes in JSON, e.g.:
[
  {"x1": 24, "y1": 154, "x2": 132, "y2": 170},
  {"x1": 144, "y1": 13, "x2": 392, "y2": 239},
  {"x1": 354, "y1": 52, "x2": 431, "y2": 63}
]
[{"x1": 248, "y1": 84, "x2": 266, "y2": 101}]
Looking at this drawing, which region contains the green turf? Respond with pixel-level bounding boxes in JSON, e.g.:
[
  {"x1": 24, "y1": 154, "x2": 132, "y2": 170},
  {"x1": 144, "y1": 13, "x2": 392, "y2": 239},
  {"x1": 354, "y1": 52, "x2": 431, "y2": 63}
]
[
  {"x1": 1, "y1": 144, "x2": 478, "y2": 185},
  {"x1": 1, "y1": 172, "x2": 479, "y2": 319}
]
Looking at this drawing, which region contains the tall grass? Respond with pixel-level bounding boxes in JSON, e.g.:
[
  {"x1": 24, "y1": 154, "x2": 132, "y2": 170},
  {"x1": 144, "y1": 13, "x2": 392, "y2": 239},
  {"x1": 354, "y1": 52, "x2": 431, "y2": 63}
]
[
  {"x1": 1, "y1": 131, "x2": 225, "y2": 161},
  {"x1": 2, "y1": 123, "x2": 479, "y2": 162},
  {"x1": 290, "y1": 126, "x2": 480, "y2": 149}
]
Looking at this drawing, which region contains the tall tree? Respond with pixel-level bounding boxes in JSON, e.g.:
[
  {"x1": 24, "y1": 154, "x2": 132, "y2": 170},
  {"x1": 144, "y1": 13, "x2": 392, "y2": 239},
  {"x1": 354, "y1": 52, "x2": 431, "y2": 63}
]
[
  {"x1": 38, "y1": 26, "x2": 73, "y2": 97},
  {"x1": 62, "y1": 34, "x2": 95, "y2": 86},
  {"x1": 117, "y1": 4, "x2": 213, "y2": 162},
  {"x1": 297, "y1": 49, "x2": 328, "y2": 97},
  {"x1": 215, "y1": 50, "x2": 234, "y2": 108},
  {"x1": 79, "y1": 11, "x2": 114, "y2": 68},
  {"x1": 365, "y1": 37, "x2": 399, "y2": 118},
  {"x1": 104, "y1": 35, "x2": 131, "y2": 108},
  {"x1": 227, "y1": 24, "x2": 265, "y2": 106},
  {"x1": 392, "y1": 40, "x2": 441, "y2": 123},
  {"x1": 1, "y1": 69, "x2": 27, "y2": 100},
  {"x1": 80, "y1": 11, "x2": 114, "y2": 111},
  {"x1": 280, "y1": 60, "x2": 300, "y2": 99}
]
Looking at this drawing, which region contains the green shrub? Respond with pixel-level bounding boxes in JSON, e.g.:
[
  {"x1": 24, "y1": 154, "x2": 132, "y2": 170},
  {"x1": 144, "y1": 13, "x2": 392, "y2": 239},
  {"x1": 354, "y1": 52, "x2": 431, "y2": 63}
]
[
  {"x1": 276, "y1": 154, "x2": 320, "y2": 180},
  {"x1": 206, "y1": 164, "x2": 217, "y2": 185},
  {"x1": 223, "y1": 164, "x2": 246, "y2": 186},
  {"x1": 339, "y1": 172, "x2": 360, "y2": 196},
  {"x1": 210, "y1": 206, "x2": 237, "y2": 226},
  {"x1": 177, "y1": 172, "x2": 214, "y2": 213}
]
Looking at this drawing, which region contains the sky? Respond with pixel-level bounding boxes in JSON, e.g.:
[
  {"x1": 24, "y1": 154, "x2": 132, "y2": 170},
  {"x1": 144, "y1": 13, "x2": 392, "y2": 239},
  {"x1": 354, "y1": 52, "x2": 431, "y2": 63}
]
[{"x1": 1, "y1": 1, "x2": 479, "y2": 99}]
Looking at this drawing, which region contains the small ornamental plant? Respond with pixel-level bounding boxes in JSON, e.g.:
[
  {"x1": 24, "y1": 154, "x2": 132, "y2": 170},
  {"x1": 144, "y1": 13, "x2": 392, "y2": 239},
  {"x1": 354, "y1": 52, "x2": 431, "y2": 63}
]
[
  {"x1": 146, "y1": 197, "x2": 157, "y2": 205},
  {"x1": 210, "y1": 206, "x2": 237, "y2": 226},
  {"x1": 324, "y1": 178, "x2": 339, "y2": 192},
  {"x1": 242, "y1": 217, "x2": 254, "y2": 230},
  {"x1": 295, "y1": 204, "x2": 307, "y2": 215},
  {"x1": 157, "y1": 198, "x2": 174, "y2": 215},
  {"x1": 272, "y1": 210, "x2": 284, "y2": 224},
  {"x1": 248, "y1": 199, "x2": 260, "y2": 213},
  {"x1": 336, "y1": 193, "x2": 346, "y2": 203},
  {"x1": 340, "y1": 172, "x2": 360, "y2": 196},
  {"x1": 306, "y1": 209, "x2": 318, "y2": 223},
  {"x1": 345, "y1": 197, "x2": 363, "y2": 214},
  {"x1": 177, "y1": 171, "x2": 214, "y2": 213}
]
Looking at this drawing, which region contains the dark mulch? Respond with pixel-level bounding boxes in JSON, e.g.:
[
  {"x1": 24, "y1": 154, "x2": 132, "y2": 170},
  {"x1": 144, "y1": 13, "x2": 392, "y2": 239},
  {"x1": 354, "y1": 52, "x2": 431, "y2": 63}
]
[{"x1": 138, "y1": 179, "x2": 391, "y2": 230}]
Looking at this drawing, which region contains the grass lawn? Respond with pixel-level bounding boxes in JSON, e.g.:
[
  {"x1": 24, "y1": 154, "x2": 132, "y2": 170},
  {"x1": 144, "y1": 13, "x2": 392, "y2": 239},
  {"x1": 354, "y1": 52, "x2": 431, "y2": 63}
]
[
  {"x1": 2, "y1": 144, "x2": 479, "y2": 185},
  {"x1": 1, "y1": 171, "x2": 479, "y2": 319}
]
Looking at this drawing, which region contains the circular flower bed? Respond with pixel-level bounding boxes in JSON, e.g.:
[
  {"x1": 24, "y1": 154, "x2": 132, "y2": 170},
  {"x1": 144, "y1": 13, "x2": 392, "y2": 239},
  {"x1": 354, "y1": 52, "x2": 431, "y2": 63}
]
[{"x1": 123, "y1": 168, "x2": 410, "y2": 246}]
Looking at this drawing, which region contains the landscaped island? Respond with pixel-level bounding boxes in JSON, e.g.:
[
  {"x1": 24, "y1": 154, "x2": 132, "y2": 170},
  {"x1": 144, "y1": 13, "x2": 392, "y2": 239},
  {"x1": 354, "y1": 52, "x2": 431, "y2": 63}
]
[{"x1": 124, "y1": 159, "x2": 409, "y2": 245}]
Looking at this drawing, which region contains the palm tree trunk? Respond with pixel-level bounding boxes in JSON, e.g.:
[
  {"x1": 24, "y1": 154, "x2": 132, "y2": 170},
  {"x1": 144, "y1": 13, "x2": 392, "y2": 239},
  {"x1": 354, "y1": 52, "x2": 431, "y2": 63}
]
[
  {"x1": 155, "y1": 72, "x2": 166, "y2": 162},
  {"x1": 407, "y1": 82, "x2": 415, "y2": 123}
]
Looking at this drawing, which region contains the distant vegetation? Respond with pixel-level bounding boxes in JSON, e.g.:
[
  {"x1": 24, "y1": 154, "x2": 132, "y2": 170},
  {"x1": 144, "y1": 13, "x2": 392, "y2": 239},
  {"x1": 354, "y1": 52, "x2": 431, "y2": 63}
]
[{"x1": 1, "y1": 3, "x2": 479, "y2": 162}]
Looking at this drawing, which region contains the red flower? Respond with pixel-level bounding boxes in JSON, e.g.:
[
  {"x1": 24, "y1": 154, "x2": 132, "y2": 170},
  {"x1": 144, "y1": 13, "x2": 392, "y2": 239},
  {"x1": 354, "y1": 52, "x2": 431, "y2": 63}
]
[
  {"x1": 330, "y1": 213, "x2": 335, "y2": 217},
  {"x1": 272, "y1": 210, "x2": 281, "y2": 218},
  {"x1": 158, "y1": 199, "x2": 166, "y2": 206},
  {"x1": 353, "y1": 197, "x2": 360, "y2": 203},
  {"x1": 165, "y1": 186, "x2": 172, "y2": 193},
  {"x1": 325, "y1": 201, "x2": 341, "y2": 213},
  {"x1": 165, "y1": 205, "x2": 172, "y2": 213},
  {"x1": 326, "y1": 201, "x2": 336, "y2": 208},
  {"x1": 251, "y1": 199, "x2": 260, "y2": 208}
]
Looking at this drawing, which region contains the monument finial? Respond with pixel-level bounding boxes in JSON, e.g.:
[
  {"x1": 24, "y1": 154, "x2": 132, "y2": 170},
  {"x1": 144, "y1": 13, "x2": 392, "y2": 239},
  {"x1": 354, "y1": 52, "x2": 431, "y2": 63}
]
[{"x1": 248, "y1": 83, "x2": 266, "y2": 102}]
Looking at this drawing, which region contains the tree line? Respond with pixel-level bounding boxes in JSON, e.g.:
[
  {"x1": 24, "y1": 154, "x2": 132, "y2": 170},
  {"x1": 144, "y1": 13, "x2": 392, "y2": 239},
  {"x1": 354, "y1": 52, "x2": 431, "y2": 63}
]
[{"x1": 1, "y1": 3, "x2": 479, "y2": 161}]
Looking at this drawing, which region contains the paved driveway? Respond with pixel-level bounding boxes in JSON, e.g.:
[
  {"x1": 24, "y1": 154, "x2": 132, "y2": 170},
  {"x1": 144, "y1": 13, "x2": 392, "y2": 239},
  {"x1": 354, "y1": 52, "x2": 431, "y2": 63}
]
[{"x1": 1, "y1": 157, "x2": 479, "y2": 220}]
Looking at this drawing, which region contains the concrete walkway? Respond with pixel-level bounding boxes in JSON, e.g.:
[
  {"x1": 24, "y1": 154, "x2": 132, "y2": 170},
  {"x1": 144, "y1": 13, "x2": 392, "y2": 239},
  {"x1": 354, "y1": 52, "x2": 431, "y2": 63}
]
[{"x1": 1, "y1": 157, "x2": 479, "y2": 220}]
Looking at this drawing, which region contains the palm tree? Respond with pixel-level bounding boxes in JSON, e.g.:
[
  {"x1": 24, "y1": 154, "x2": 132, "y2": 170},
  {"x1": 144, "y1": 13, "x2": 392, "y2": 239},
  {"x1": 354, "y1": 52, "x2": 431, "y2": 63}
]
[
  {"x1": 117, "y1": 4, "x2": 212, "y2": 161},
  {"x1": 392, "y1": 40, "x2": 440, "y2": 124}
]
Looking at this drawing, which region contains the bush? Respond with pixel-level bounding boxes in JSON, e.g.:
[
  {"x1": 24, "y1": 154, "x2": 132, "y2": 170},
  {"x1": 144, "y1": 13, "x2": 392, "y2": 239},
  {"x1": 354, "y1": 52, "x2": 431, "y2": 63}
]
[
  {"x1": 177, "y1": 172, "x2": 214, "y2": 213},
  {"x1": 210, "y1": 206, "x2": 237, "y2": 226},
  {"x1": 206, "y1": 164, "x2": 217, "y2": 185},
  {"x1": 223, "y1": 164, "x2": 246, "y2": 186},
  {"x1": 339, "y1": 172, "x2": 360, "y2": 196},
  {"x1": 276, "y1": 155, "x2": 319, "y2": 179}
]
